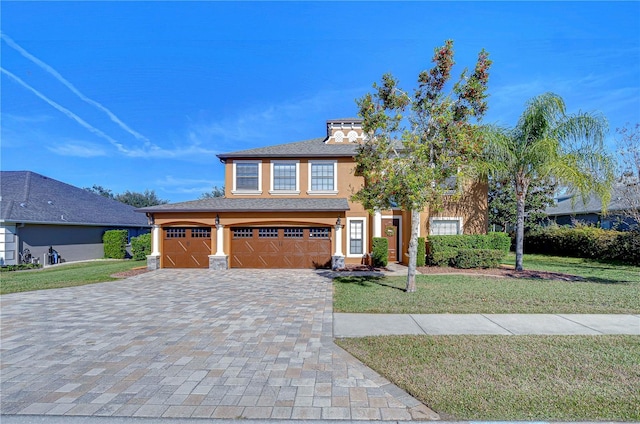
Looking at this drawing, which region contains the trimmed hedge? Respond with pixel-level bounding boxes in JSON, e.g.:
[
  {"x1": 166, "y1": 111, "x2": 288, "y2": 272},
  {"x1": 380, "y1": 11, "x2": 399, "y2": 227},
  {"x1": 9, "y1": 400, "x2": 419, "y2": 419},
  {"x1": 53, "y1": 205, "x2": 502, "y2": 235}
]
[
  {"x1": 452, "y1": 249, "x2": 504, "y2": 269},
  {"x1": 426, "y1": 233, "x2": 509, "y2": 268},
  {"x1": 131, "y1": 233, "x2": 152, "y2": 261},
  {"x1": 371, "y1": 237, "x2": 388, "y2": 267},
  {"x1": 417, "y1": 237, "x2": 426, "y2": 267},
  {"x1": 525, "y1": 226, "x2": 640, "y2": 265},
  {"x1": 103, "y1": 230, "x2": 128, "y2": 259},
  {"x1": 371, "y1": 237, "x2": 389, "y2": 267}
]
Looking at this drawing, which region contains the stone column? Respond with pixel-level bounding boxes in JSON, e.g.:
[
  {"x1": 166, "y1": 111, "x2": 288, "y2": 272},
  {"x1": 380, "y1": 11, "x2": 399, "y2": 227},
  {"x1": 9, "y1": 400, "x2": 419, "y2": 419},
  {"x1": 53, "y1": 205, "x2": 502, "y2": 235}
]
[
  {"x1": 146, "y1": 224, "x2": 161, "y2": 270},
  {"x1": 332, "y1": 222, "x2": 345, "y2": 270},
  {"x1": 209, "y1": 224, "x2": 229, "y2": 270}
]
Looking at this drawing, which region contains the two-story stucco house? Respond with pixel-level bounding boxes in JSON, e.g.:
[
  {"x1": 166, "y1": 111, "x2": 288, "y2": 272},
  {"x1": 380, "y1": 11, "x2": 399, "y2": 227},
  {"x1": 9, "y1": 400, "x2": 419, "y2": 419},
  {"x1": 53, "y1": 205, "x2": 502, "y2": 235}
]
[{"x1": 137, "y1": 119, "x2": 488, "y2": 270}]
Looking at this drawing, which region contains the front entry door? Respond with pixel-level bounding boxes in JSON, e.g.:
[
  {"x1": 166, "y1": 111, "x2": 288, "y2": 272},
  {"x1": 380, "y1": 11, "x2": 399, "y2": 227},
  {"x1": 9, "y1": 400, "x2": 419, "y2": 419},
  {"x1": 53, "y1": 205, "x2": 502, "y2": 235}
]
[{"x1": 382, "y1": 218, "x2": 399, "y2": 262}]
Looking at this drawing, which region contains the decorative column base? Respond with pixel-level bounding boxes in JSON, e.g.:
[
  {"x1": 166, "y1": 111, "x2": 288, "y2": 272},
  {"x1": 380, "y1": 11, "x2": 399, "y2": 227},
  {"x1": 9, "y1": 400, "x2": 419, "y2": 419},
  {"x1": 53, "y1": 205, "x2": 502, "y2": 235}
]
[
  {"x1": 209, "y1": 255, "x2": 229, "y2": 270},
  {"x1": 146, "y1": 255, "x2": 160, "y2": 270},
  {"x1": 331, "y1": 255, "x2": 345, "y2": 270}
]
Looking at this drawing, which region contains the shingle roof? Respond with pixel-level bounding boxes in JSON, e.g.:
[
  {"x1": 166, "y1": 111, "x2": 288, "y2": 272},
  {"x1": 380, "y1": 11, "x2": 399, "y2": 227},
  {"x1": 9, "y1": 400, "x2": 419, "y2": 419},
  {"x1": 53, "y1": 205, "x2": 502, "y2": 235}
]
[
  {"x1": 1, "y1": 171, "x2": 150, "y2": 227},
  {"x1": 137, "y1": 197, "x2": 350, "y2": 213},
  {"x1": 217, "y1": 137, "x2": 360, "y2": 159},
  {"x1": 545, "y1": 184, "x2": 638, "y2": 216}
]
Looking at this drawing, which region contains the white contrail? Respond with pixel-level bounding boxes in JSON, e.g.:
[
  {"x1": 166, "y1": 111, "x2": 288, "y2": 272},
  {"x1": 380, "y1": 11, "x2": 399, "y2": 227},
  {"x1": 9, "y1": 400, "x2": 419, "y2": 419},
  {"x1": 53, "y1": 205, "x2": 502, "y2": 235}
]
[
  {"x1": 1, "y1": 32, "x2": 151, "y2": 145},
  {"x1": 1, "y1": 67, "x2": 131, "y2": 154}
]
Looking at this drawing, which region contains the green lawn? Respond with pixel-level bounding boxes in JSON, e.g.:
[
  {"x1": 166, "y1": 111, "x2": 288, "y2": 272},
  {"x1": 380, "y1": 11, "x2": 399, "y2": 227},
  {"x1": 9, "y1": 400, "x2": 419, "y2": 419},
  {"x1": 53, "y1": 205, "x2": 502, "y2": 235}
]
[
  {"x1": 502, "y1": 252, "x2": 640, "y2": 282},
  {"x1": 334, "y1": 254, "x2": 640, "y2": 314},
  {"x1": 0, "y1": 260, "x2": 146, "y2": 295},
  {"x1": 335, "y1": 254, "x2": 640, "y2": 420},
  {"x1": 337, "y1": 335, "x2": 640, "y2": 421}
]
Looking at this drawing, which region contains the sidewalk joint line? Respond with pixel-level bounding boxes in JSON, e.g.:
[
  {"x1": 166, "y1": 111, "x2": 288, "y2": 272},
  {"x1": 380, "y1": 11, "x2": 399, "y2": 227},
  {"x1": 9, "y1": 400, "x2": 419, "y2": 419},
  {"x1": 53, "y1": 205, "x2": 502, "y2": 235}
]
[
  {"x1": 481, "y1": 314, "x2": 515, "y2": 335},
  {"x1": 556, "y1": 314, "x2": 604, "y2": 334},
  {"x1": 408, "y1": 314, "x2": 428, "y2": 335}
]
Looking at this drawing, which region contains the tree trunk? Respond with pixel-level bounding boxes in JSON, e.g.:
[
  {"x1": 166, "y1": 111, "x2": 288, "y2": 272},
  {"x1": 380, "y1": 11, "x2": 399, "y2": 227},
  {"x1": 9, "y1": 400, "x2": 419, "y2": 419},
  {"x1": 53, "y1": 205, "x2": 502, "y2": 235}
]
[
  {"x1": 514, "y1": 179, "x2": 528, "y2": 271},
  {"x1": 406, "y1": 208, "x2": 421, "y2": 293}
]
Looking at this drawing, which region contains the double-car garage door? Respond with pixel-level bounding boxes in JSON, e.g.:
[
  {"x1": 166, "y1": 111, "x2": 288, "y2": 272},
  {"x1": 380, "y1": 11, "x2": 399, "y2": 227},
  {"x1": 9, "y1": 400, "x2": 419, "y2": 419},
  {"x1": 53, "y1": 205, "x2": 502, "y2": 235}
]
[
  {"x1": 163, "y1": 226, "x2": 331, "y2": 269},
  {"x1": 231, "y1": 227, "x2": 331, "y2": 269}
]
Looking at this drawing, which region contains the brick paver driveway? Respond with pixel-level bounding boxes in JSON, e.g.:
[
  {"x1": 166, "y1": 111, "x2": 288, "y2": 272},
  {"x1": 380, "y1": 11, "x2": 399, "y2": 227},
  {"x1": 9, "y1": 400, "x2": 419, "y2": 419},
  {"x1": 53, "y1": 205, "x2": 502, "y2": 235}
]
[{"x1": 1, "y1": 269, "x2": 436, "y2": 420}]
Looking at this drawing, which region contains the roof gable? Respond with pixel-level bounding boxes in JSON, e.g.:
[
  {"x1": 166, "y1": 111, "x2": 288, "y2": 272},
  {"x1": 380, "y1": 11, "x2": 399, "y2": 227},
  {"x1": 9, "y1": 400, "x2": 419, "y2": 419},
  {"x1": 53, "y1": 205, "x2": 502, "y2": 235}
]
[{"x1": 1, "y1": 171, "x2": 149, "y2": 227}]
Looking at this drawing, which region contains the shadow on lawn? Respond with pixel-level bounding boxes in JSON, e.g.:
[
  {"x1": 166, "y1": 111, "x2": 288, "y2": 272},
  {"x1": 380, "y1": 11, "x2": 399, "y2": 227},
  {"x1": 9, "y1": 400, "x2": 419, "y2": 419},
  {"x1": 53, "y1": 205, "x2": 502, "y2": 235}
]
[{"x1": 334, "y1": 275, "x2": 407, "y2": 292}]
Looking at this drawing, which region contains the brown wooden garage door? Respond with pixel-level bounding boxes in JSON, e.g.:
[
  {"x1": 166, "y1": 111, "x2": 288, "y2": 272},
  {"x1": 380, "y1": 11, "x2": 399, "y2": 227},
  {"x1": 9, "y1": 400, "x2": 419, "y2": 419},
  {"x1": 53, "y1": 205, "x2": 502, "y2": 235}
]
[
  {"x1": 163, "y1": 227, "x2": 211, "y2": 268},
  {"x1": 231, "y1": 227, "x2": 331, "y2": 269}
]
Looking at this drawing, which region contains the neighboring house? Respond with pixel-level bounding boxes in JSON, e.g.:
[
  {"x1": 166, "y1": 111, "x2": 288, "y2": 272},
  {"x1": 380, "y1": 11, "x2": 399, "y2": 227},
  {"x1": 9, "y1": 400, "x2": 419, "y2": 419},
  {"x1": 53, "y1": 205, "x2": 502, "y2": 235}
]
[
  {"x1": 0, "y1": 171, "x2": 150, "y2": 266},
  {"x1": 137, "y1": 119, "x2": 488, "y2": 270},
  {"x1": 544, "y1": 183, "x2": 639, "y2": 230}
]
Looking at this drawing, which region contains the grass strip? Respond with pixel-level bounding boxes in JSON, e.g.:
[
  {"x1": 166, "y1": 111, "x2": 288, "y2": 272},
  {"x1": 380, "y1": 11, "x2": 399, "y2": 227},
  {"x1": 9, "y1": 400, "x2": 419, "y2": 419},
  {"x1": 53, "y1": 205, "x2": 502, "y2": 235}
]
[
  {"x1": 337, "y1": 335, "x2": 640, "y2": 421},
  {"x1": 0, "y1": 260, "x2": 146, "y2": 295},
  {"x1": 334, "y1": 254, "x2": 640, "y2": 314},
  {"x1": 334, "y1": 274, "x2": 640, "y2": 313}
]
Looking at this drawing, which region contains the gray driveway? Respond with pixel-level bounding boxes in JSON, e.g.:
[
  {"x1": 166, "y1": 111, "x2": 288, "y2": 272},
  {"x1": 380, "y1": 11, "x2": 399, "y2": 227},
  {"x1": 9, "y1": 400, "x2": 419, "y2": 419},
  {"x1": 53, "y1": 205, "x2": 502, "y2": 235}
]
[{"x1": 1, "y1": 269, "x2": 435, "y2": 420}]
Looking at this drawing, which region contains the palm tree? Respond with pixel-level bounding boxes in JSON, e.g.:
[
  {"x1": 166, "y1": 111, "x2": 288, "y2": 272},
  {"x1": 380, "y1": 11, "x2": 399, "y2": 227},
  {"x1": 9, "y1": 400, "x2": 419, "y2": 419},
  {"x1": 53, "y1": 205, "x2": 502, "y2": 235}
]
[{"x1": 486, "y1": 93, "x2": 614, "y2": 271}]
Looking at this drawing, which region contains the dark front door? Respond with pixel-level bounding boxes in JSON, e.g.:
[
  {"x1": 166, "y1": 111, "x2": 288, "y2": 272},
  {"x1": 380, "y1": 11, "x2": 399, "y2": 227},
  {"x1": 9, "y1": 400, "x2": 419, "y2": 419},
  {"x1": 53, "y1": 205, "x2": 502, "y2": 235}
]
[{"x1": 382, "y1": 218, "x2": 399, "y2": 262}]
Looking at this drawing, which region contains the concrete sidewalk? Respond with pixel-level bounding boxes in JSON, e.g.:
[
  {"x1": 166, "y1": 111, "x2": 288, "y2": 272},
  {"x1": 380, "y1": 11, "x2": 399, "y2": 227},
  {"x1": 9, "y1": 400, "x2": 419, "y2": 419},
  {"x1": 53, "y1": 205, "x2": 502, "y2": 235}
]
[{"x1": 334, "y1": 313, "x2": 640, "y2": 337}]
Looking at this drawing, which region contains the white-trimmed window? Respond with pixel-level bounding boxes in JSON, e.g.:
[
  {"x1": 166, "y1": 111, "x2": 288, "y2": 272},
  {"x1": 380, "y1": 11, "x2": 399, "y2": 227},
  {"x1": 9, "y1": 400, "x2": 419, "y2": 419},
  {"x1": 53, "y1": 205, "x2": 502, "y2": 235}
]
[
  {"x1": 430, "y1": 217, "x2": 463, "y2": 235},
  {"x1": 232, "y1": 161, "x2": 262, "y2": 194},
  {"x1": 270, "y1": 161, "x2": 299, "y2": 194},
  {"x1": 308, "y1": 160, "x2": 338, "y2": 194},
  {"x1": 347, "y1": 217, "x2": 367, "y2": 257}
]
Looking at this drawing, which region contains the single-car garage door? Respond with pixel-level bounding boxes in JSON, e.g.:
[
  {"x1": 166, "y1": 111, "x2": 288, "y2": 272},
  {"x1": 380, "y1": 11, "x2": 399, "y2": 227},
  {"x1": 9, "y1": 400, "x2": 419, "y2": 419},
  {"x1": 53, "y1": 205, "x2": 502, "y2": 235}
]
[
  {"x1": 231, "y1": 227, "x2": 331, "y2": 269},
  {"x1": 163, "y1": 227, "x2": 211, "y2": 268}
]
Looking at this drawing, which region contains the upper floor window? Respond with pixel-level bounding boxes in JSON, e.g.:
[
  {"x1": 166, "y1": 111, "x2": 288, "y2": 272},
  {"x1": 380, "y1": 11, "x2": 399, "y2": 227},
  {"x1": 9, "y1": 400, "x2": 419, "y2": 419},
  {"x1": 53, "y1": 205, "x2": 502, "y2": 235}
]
[
  {"x1": 233, "y1": 161, "x2": 262, "y2": 194},
  {"x1": 308, "y1": 160, "x2": 338, "y2": 194},
  {"x1": 270, "y1": 161, "x2": 299, "y2": 194}
]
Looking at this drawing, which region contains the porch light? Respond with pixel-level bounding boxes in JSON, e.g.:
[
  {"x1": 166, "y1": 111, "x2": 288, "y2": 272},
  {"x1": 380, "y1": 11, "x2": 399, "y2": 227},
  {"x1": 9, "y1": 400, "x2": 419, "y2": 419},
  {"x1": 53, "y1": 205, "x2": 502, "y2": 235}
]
[
  {"x1": 336, "y1": 217, "x2": 342, "y2": 226},
  {"x1": 215, "y1": 214, "x2": 220, "y2": 226}
]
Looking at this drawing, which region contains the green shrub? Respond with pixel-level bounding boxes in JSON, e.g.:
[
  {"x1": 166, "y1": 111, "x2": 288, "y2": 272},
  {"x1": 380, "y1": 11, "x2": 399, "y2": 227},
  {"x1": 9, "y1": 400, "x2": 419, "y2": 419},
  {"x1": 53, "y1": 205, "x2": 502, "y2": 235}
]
[
  {"x1": 452, "y1": 249, "x2": 504, "y2": 269},
  {"x1": 131, "y1": 233, "x2": 152, "y2": 261},
  {"x1": 426, "y1": 233, "x2": 509, "y2": 267},
  {"x1": 430, "y1": 248, "x2": 458, "y2": 267},
  {"x1": 103, "y1": 230, "x2": 128, "y2": 259},
  {"x1": 371, "y1": 237, "x2": 388, "y2": 267},
  {"x1": 487, "y1": 232, "x2": 511, "y2": 252},
  {"x1": 417, "y1": 237, "x2": 426, "y2": 267},
  {"x1": 0, "y1": 263, "x2": 42, "y2": 272},
  {"x1": 525, "y1": 226, "x2": 639, "y2": 265}
]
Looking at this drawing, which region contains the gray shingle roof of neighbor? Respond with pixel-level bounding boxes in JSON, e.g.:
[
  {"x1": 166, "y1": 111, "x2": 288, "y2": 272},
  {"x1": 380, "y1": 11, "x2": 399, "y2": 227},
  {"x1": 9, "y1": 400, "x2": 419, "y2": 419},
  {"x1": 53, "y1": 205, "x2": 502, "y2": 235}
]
[
  {"x1": 1, "y1": 171, "x2": 150, "y2": 227},
  {"x1": 545, "y1": 184, "x2": 638, "y2": 216},
  {"x1": 137, "y1": 197, "x2": 351, "y2": 213},
  {"x1": 217, "y1": 137, "x2": 361, "y2": 159}
]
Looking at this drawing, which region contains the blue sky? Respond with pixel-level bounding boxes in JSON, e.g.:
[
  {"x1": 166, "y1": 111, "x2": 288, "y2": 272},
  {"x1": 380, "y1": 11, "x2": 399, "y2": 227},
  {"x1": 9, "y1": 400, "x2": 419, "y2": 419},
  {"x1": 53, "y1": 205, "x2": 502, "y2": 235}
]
[{"x1": 2, "y1": 1, "x2": 639, "y2": 203}]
